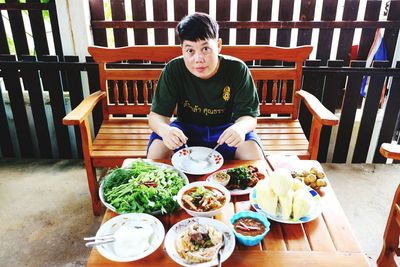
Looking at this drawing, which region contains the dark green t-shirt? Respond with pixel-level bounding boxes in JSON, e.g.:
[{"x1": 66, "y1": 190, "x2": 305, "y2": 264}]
[{"x1": 151, "y1": 55, "x2": 260, "y2": 126}]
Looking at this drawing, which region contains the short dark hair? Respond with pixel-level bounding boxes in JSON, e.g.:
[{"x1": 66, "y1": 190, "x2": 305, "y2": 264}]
[{"x1": 176, "y1": 12, "x2": 219, "y2": 43}]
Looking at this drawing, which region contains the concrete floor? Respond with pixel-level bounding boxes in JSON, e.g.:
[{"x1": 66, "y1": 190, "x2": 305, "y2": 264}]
[{"x1": 0, "y1": 159, "x2": 399, "y2": 267}]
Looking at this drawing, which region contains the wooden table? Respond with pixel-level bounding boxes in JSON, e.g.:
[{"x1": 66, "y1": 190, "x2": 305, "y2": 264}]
[{"x1": 87, "y1": 160, "x2": 369, "y2": 266}]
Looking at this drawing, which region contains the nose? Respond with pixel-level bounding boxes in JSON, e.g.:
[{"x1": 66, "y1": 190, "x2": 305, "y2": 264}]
[{"x1": 194, "y1": 52, "x2": 205, "y2": 62}]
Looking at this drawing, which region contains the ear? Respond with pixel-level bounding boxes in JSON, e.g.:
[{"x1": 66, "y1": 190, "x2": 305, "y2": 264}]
[{"x1": 217, "y1": 38, "x2": 222, "y2": 53}]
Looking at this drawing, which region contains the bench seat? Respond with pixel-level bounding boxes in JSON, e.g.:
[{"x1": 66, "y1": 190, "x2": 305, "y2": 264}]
[{"x1": 91, "y1": 118, "x2": 310, "y2": 168}]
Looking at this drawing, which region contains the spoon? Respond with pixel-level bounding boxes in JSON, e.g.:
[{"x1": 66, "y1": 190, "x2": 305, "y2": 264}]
[{"x1": 217, "y1": 236, "x2": 225, "y2": 267}]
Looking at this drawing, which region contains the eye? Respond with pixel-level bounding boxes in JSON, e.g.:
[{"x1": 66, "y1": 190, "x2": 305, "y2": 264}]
[
  {"x1": 202, "y1": 47, "x2": 211, "y2": 54},
  {"x1": 185, "y1": 49, "x2": 194, "y2": 55}
]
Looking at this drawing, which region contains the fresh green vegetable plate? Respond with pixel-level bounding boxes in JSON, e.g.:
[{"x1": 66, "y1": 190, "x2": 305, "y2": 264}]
[{"x1": 99, "y1": 159, "x2": 189, "y2": 215}]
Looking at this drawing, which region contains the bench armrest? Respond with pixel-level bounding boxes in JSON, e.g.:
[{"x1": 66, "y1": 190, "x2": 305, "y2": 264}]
[
  {"x1": 296, "y1": 90, "x2": 338, "y2": 126},
  {"x1": 63, "y1": 91, "x2": 106, "y2": 125},
  {"x1": 380, "y1": 143, "x2": 400, "y2": 160}
]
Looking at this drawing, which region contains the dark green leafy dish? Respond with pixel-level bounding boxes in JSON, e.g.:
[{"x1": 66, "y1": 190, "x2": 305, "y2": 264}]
[{"x1": 100, "y1": 160, "x2": 188, "y2": 214}]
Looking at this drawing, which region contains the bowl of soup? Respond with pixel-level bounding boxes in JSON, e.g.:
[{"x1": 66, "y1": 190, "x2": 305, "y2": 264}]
[
  {"x1": 177, "y1": 181, "x2": 231, "y2": 217},
  {"x1": 230, "y1": 211, "x2": 270, "y2": 246}
]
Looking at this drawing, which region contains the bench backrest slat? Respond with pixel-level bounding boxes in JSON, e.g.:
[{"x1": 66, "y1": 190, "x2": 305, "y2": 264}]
[{"x1": 88, "y1": 45, "x2": 313, "y2": 119}]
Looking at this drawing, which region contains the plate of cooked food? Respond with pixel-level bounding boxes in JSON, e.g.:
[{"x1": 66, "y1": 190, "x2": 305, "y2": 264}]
[
  {"x1": 164, "y1": 217, "x2": 235, "y2": 267},
  {"x1": 99, "y1": 159, "x2": 189, "y2": 214},
  {"x1": 206, "y1": 165, "x2": 266, "y2": 195}
]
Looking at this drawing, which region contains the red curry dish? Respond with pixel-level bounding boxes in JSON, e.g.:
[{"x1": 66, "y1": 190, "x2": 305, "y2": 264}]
[{"x1": 233, "y1": 217, "x2": 266, "y2": 236}]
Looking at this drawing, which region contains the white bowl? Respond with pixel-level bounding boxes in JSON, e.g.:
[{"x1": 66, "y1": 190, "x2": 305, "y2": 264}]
[
  {"x1": 208, "y1": 170, "x2": 231, "y2": 186},
  {"x1": 177, "y1": 181, "x2": 231, "y2": 217}
]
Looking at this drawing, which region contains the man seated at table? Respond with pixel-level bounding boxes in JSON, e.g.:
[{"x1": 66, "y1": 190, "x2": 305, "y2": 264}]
[{"x1": 147, "y1": 12, "x2": 264, "y2": 160}]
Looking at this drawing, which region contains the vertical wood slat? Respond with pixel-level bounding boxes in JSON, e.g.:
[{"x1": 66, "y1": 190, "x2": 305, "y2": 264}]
[
  {"x1": 113, "y1": 80, "x2": 119, "y2": 104},
  {"x1": 316, "y1": 0, "x2": 338, "y2": 65},
  {"x1": 64, "y1": 56, "x2": 84, "y2": 158},
  {"x1": 297, "y1": 0, "x2": 316, "y2": 46},
  {"x1": 20, "y1": 55, "x2": 52, "y2": 158},
  {"x1": 384, "y1": 1, "x2": 400, "y2": 63},
  {"x1": 110, "y1": 0, "x2": 128, "y2": 47},
  {"x1": 357, "y1": 1, "x2": 381, "y2": 60},
  {"x1": 123, "y1": 80, "x2": 128, "y2": 104},
  {"x1": 0, "y1": 14, "x2": 10, "y2": 54},
  {"x1": 39, "y1": 55, "x2": 72, "y2": 158},
  {"x1": 261, "y1": 80, "x2": 267, "y2": 104},
  {"x1": 27, "y1": 0, "x2": 49, "y2": 56},
  {"x1": 89, "y1": 0, "x2": 108, "y2": 47},
  {"x1": 143, "y1": 80, "x2": 148, "y2": 105},
  {"x1": 174, "y1": 0, "x2": 188, "y2": 44},
  {"x1": 236, "y1": 0, "x2": 252, "y2": 45},
  {"x1": 374, "y1": 63, "x2": 400, "y2": 163},
  {"x1": 153, "y1": 0, "x2": 168, "y2": 45},
  {"x1": 317, "y1": 60, "x2": 344, "y2": 162},
  {"x1": 332, "y1": 61, "x2": 365, "y2": 163},
  {"x1": 47, "y1": 0, "x2": 64, "y2": 58},
  {"x1": 216, "y1": 0, "x2": 231, "y2": 44},
  {"x1": 133, "y1": 80, "x2": 138, "y2": 104},
  {"x1": 0, "y1": 55, "x2": 34, "y2": 157},
  {"x1": 281, "y1": 80, "x2": 287, "y2": 104},
  {"x1": 352, "y1": 61, "x2": 390, "y2": 163},
  {"x1": 299, "y1": 60, "x2": 322, "y2": 139},
  {"x1": 5, "y1": 0, "x2": 29, "y2": 55},
  {"x1": 272, "y1": 80, "x2": 277, "y2": 104},
  {"x1": 256, "y1": 0, "x2": 272, "y2": 46},
  {"x1": 131, "y1": 0, "x2": 148, "y2": 45},
  {"x1": 195, "y1": 0, "x2": 209, "y2": 13},
  {"x1": 0, "y1": 69, "x2": 14, "y2": 156},
  {"x1": 85, "y1": 57, "x2": 103, "y2": 135},
  {"x1": 276, "y1": 0, "x2": 294, "y2": 47},
  {"x1": 336, "y1": 0, "x2": 359, "y2": 65}
]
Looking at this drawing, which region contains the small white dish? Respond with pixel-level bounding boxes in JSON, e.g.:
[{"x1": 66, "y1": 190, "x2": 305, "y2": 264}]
[
  {"x1": 249, "y1": 187, "x2": 322, "y2": 224},
  {"x1": 171, "y1": 146, "x2": 224, "y2": 175},
  {"x1": 164, "y1": 217, "x2": 235, "y2": 267},
  {"x1": 177, "y1": 181, "x2": 231, "y2": 217},
  {"x1": 94, "y1": 213, "x2": 165, "y2": 262}
]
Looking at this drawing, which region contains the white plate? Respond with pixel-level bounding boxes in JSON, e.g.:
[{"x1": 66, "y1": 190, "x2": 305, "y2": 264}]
[
  {"x1": 249, "y1": 187, "x2": 322, "y2": 224},
  {"x1": 99, "y1": 159, "x2": 189, "y2": 214},
  {"x1": 171, "y1": 146, "x2": 224, "y2": 175},
  {"x1": 164, "y1": 217, "x2": 235, "y2": 267},
  {"x1": 95, "y1": 213, "x2": 165, "y2": 262}
]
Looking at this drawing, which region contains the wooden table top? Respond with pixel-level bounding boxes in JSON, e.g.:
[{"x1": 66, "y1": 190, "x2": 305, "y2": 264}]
[{"x1": 87, "y1": 159, "x2": 369, "y2": 266}]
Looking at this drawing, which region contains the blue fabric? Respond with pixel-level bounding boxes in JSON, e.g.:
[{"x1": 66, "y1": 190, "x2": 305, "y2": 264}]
[
  {"x1": 360, "y1": 39, "x2": 387, "y2": 97},
  {"x1": 147, "y1": 120, "x2": 262, "y2": 159}
]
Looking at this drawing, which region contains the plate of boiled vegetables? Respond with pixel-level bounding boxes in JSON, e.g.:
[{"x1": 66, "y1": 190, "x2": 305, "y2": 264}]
[
  {"x1": 99, "y1": 159, "x2": 189, "y2": 215},
  {"x1": 250, "y1": 168, "x2": 322, "y2": 224}
]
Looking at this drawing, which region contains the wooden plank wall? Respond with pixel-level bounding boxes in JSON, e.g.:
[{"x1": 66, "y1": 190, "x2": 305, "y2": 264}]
[
  {"x1": 0, "y1": 0, "x2": 400, "y2": 163},
  {"x1": 0, "y1": 58, "x2": 399, "y2": 163}
]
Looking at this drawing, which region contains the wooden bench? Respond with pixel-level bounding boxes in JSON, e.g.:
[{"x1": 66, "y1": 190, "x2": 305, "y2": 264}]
[{"x1": 63, "y1": 45, "x2": 339, "y2": 215}]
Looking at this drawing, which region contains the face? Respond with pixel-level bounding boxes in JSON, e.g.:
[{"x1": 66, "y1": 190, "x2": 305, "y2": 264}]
[{"x1": 181, "y1": 38, "x2": 222, "y2": 79}]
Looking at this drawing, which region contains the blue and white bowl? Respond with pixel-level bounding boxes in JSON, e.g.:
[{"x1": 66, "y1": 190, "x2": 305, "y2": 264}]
[{"x1": 230, "y1": 211, "x2": 270, "y2": 246}]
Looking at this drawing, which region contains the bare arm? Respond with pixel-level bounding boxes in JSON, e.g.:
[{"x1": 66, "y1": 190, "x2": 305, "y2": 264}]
[
  {"x1": 148, "y1": 111, "x2": 187, "y2": 150},
  {"x1": 218, "y1": 116, "x2": 257, "y2": 147}
]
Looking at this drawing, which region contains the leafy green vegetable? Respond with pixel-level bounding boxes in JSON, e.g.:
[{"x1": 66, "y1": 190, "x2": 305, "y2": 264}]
[
  {"x1": 227, "y1": 166, "x2": 252, "y2": 190},
  {"x1": 101, "y1": 160, "x2": 186, "y2": 214}
]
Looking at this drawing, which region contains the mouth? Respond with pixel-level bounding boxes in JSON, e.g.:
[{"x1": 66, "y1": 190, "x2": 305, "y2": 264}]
[{"x1": 195, "y1": 67, "x2": 206, "y2": 72}]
